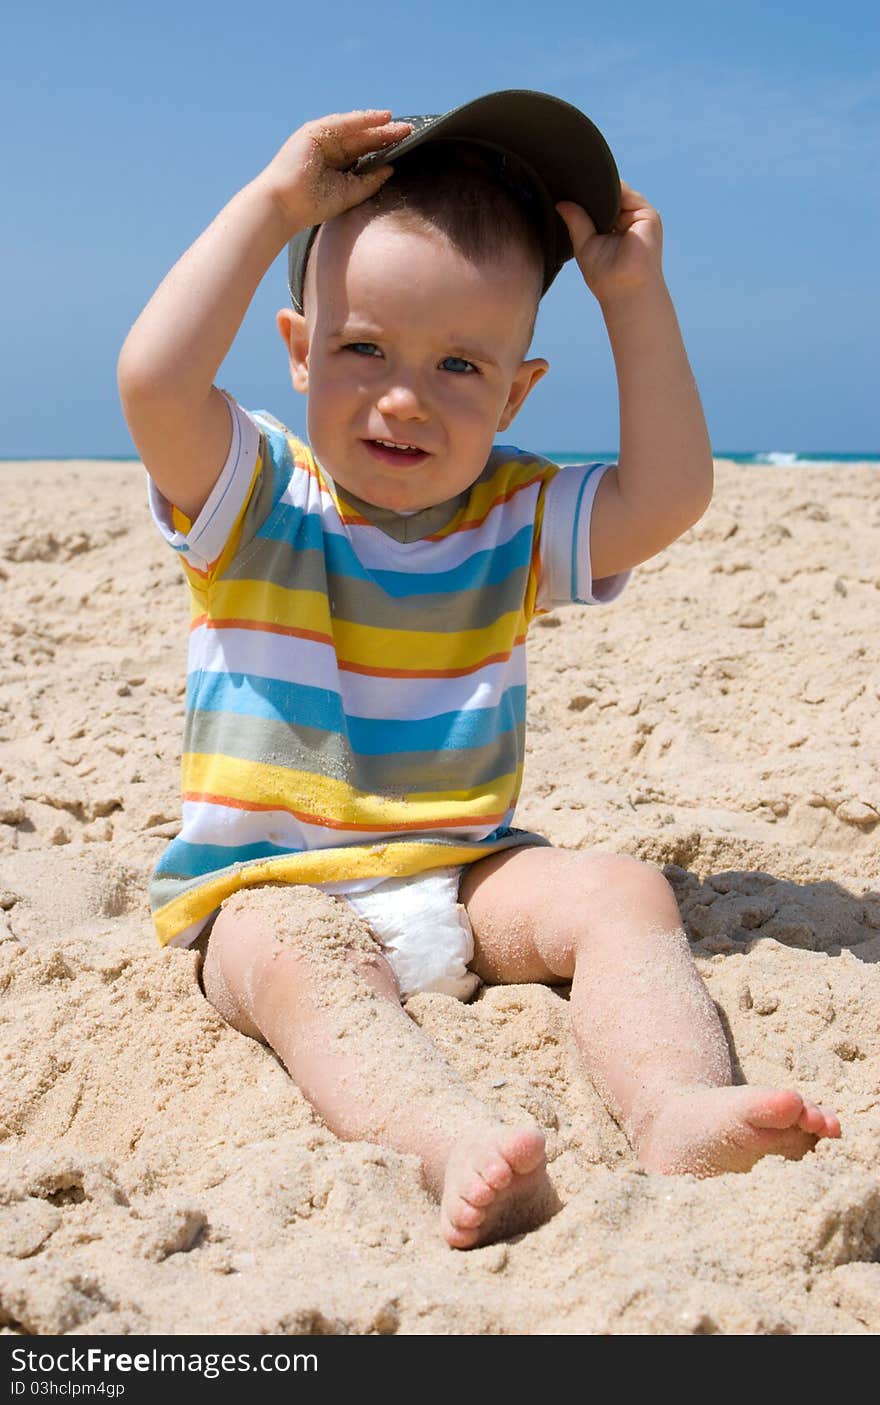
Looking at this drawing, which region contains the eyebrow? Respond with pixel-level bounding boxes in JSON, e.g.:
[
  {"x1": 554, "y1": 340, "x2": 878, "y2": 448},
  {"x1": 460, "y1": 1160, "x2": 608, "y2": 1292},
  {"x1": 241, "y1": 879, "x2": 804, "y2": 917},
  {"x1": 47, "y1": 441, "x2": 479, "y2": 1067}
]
[
  {"x1": 329, "y1": 324, "x2": 501, "y2": 367},
  {"x1": 329, "y1": 322, "x2": 383, "y2": 339},
  {"x1": 444, "y1": 342, "x2": 500, "y2": 367}
]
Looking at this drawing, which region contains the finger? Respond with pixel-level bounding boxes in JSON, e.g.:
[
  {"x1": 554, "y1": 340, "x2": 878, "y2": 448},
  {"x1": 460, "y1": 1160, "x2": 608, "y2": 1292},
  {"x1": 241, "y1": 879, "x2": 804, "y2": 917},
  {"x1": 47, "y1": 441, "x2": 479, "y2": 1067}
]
[
  {"x1": 338, "y1": 120, "x2": 412, "y2": 160},
  {"x1": 618, "y1": 179, "x2": 649, "y2": 206},
  {"x1": 346, "y1": 162, "x2": 395, "y2": 194},
  {"x1": 555, "y1": 200, "x2": 597, "y2": 248},
  {"x1": 617, "y1": 183, "x2": 656, "y2": 216},
  {"x1": 318, "y1": 108, "x2": 395, "y2": 130},
  {"x1": 315, "y1": 116, "x2": 412, "y2": 168},
  {"x1": 311, "y1": 110, "x2": 409, "y2": 146}
]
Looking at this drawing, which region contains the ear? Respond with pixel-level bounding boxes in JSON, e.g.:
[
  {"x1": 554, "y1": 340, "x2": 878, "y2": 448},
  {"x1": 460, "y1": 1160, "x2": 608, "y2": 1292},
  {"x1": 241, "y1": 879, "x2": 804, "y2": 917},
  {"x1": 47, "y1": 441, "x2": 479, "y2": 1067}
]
[
  {"x1": 497, "y1": 356, "x2": 549, "y2": 431},
  {"x1": 276, "y1": 308, "x2": 310, "y2": 394}
]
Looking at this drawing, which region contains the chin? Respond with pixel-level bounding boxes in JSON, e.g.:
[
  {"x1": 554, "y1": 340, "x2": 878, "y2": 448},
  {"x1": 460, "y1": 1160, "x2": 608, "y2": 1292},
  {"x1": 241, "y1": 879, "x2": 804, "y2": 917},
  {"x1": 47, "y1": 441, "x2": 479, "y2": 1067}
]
[
  {"x1": 374, "y1": 489, "x2": 432, "y2": 514},
  {"x1": 343, "y1": 475, "x2": 433, "y2": 515}
]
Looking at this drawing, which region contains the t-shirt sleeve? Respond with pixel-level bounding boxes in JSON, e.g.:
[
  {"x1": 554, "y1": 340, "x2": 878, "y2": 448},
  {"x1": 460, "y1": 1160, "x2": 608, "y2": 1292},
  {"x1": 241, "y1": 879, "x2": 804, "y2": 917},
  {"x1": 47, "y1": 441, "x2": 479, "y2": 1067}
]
[
  {"x1": 147, "y1": 393, "x2": 264, "y2": 575},
  {"x1": 536, "y1": 461, "x2": 631, "y2": 609}
]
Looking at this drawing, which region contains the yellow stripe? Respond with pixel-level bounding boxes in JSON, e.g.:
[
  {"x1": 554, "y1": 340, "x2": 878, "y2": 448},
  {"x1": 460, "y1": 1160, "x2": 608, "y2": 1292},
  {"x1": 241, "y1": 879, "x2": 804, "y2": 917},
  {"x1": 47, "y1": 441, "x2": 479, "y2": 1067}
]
[
  {"x1": 182, "y1": 752, "x2": 522, "y2": 828},
  {"x1": 171, "y1": 503, "x2": 192, "y2": 534},
  {"x1": 153, "y1": 839, "x2": 513, "y2": 946},
  {"x1": 332, "y1": 613, "x2": 524, "y2": 672},
  {"x1": 207, "y1": 579, "x2": 333, "y2": 634}
]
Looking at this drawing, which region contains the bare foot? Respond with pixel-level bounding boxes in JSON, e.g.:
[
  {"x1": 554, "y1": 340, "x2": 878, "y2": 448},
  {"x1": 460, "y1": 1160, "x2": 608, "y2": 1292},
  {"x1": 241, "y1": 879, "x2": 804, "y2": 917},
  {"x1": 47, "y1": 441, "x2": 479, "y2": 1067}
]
[
  {"x1": 439, "y1": 1125, "x2": 558, "y2": 1249},
  {"x1": 635, "y1": 1086, "x2": 841, "y2": 1176}
]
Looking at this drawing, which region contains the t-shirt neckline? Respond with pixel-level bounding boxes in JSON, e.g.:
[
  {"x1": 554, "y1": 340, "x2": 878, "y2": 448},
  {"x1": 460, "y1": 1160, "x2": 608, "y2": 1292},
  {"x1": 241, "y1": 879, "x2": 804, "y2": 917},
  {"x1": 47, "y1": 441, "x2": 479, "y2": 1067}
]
[{"x1": 327, "y1": 480, "x2": 467, "y2": 543}]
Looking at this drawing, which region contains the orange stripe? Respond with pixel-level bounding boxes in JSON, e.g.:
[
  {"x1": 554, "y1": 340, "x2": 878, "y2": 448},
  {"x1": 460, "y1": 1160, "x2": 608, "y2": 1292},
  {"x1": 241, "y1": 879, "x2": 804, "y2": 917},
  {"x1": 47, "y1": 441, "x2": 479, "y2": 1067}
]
[
  {"x1": 182, "y1": 790, "x2": 509, "y2": 832},
  {"x1": 426, "y1": 471, "x2": 547, "y2": 539},
  {"x1": 183, "y1": 559, "x2": 212, "y2": 582},
  {"x1": 189, "y1": 615, "x2": 334, "y2": 647},
  {"x1": 337, "y1": 638, "x2": 527, "y2": 679}
]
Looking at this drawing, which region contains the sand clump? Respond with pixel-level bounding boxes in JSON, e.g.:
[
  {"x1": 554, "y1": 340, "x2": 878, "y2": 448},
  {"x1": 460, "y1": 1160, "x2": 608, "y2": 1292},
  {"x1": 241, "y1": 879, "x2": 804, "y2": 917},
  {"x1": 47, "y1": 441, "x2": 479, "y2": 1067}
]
[{"x1": 0, "y1": 456, "x2": 878, "y2": 1335}]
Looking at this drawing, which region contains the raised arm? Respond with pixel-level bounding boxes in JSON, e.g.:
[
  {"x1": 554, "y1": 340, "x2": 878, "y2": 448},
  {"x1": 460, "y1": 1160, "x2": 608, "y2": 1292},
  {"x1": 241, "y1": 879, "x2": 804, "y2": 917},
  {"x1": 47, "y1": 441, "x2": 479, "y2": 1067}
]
[
  {"x1": 557, "y1": 185, "x2": 714, "y2": 581},
  {"x1": 117, "y1": 111, "x2": 411, "y2": 521}
]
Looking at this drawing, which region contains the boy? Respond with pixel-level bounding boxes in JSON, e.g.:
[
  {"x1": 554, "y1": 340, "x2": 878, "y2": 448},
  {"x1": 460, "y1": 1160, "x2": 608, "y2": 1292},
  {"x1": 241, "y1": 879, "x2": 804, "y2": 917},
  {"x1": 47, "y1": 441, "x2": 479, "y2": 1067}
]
[{"x1": 118, "y1": 93, "x2": 840, "y2": 1250}]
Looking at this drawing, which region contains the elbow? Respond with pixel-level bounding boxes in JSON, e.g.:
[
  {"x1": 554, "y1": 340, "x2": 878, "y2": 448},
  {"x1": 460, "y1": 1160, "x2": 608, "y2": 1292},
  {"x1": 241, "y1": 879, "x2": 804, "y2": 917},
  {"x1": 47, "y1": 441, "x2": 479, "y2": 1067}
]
[
  {"x1": 682, "y1": 454, "x2": 715, "y2": 530},
  {"x1": 116, "y1": 320, "x2": 171, "y2": 408},
  {"x1": 116, "y1": 339, "x2": 177, "y2": 428},
  {"x1": 116, "y1": 335, "x2": 150, "y2": 409},
  {"x1": 116, "y1": 337, "x2": 142, "y2": 415},
  {"x1": 691, "y1": 482, "x2": 714, "y2": 531}
]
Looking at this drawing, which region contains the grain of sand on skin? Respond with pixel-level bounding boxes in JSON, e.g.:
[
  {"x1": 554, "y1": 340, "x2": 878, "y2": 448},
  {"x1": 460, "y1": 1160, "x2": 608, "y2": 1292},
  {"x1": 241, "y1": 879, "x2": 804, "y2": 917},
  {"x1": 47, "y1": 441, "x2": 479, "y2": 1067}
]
[{"x1": 1, "y1": 457, "x2": 879, "y2": 1335}]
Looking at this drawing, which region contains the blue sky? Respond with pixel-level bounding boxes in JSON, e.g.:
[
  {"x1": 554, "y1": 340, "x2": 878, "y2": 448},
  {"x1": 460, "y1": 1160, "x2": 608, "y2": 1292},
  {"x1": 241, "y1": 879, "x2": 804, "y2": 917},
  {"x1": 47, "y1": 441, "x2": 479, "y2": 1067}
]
[{"x1": 2, "y1": 0, "x2": 877, "y2": 456}]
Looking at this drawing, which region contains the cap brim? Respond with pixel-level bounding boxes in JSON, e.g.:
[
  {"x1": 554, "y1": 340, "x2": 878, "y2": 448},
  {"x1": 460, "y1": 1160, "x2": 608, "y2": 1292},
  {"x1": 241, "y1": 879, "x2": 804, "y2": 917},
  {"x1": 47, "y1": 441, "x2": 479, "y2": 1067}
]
[{"x1": 288, "y1": 88, "x2": 620, "y2": 312}]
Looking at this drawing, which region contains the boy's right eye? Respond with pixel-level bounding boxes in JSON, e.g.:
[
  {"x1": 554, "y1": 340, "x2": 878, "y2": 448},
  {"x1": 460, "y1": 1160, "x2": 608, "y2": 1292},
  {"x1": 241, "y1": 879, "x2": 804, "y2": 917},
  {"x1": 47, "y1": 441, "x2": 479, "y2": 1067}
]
[{"x1": 344, "y1": 342, "x2": 381, "y2": 357}]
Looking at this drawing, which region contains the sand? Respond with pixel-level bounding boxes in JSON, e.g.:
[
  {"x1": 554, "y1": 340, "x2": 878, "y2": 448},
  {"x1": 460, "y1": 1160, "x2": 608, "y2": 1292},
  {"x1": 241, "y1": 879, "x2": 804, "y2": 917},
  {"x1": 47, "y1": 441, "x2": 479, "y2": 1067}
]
[{"x1": 0, "y1": 456, "x2": 878, "y2": 1336}]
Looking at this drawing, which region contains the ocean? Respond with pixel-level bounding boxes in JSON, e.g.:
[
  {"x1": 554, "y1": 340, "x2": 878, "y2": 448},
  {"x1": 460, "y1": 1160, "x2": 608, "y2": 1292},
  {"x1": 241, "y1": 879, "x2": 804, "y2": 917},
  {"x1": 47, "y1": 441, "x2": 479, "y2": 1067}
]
[{"x1": 546, "y1": 451, "x2": 880, "y2": 469}]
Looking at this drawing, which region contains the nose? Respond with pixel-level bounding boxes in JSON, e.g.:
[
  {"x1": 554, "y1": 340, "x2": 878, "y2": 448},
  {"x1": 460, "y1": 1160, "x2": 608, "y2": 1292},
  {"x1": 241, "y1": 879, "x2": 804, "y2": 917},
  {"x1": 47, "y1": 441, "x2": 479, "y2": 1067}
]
[{"x1": 375, "y1": 378, "x2": 429, "y2": 422}]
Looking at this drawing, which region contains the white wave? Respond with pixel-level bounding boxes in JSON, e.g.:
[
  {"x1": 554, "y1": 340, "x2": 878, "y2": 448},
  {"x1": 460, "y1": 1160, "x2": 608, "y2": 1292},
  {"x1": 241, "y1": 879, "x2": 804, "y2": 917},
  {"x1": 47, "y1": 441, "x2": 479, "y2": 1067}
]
[{"x1": 760, "y1": 451, "x2": 801, "y2": 466}]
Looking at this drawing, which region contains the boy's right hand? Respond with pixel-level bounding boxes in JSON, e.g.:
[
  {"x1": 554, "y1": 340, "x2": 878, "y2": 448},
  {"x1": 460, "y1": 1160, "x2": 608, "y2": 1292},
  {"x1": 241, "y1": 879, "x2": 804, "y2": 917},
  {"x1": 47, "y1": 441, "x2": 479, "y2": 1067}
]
[{"x1": 256, "y1": 110, "x2": 413, "y2": 234}]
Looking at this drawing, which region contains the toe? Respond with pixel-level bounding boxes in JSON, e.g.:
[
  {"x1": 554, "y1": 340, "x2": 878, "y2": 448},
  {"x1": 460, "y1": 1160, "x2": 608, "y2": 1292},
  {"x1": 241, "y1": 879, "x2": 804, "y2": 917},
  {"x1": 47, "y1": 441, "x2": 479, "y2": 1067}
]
[
  {"x1": 745, "y1": 1088, "x2": 805, "y2": 1130},
  {"x1": 444, "y1": 1220, "x2": 480, "y2": 1250},
  {"x1": 462, "y1": 1176, "x2": 497, "y2": 1209},
  {"x1": 798, "y1": 1101, "x2": 826, "y2": 1135},
  {"x1": 480, "y1": 1157, "x2": 514, "y2": 1192},
  {"x1": 450, "y1": 1198, "x2": 485, "y2": 1230},
  {"x1": 820, "y1": 1107, "x2": 842, "y2": 1139},
  {"x1": 503, "y1": 1128, "x2": 547, "y2": 1177},
  {"x1": 797, "y1": 1102, "x2": 841, "y2": 1138}
]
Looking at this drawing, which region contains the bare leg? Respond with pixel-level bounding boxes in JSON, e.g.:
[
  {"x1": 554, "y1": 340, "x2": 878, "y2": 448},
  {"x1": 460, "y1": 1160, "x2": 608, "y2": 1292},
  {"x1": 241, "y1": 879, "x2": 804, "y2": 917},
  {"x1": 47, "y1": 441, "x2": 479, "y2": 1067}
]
[
  {"x1": 461, "y1": 849, "x2": 841, "y2": 1175},
  {"x1": 202, "y1": 884, "x2": 557, "y2": 1247}
]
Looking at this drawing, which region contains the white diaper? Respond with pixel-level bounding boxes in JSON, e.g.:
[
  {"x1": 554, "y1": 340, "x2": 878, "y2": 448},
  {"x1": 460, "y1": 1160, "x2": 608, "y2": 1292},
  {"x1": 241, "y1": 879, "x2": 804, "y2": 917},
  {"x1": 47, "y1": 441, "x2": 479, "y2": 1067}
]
[{"x1": 344, "y1": 867, "x2": 481, "y2": 1002}]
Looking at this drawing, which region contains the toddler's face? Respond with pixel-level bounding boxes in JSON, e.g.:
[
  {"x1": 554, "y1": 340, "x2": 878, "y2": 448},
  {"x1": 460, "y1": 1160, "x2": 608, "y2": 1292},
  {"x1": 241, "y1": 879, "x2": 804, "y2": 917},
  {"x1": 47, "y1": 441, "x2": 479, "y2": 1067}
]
[{"x1": 278, "y1": 209, "x2": 547, "y2": 513}]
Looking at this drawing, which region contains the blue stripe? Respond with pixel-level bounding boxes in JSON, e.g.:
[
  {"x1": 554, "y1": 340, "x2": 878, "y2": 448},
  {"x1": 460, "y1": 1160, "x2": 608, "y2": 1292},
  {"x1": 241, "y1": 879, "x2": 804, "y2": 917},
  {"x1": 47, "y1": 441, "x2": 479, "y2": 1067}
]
[
  {"x1": 347, "y1": 688, "x2": 526, "y2": 754},
  {"x1": 256, "y1": 500, "x2": 324, "y2": 549},
  {"x1": 154, "y1": 839, "x2": 302, "y2": 879},
  {"x1": 187, "y1": 672, "x2": 346, "y2": 731},
  {"x1": 187, "y1": 672, "x2": 526, "y2": 754},
  {"x1": 254, "y1": 418, "x2": 301, "y2": 512},
  {"x1": 569, "y1": 464, "x2": 603, "y2": 602},
  {"x1": 330, "y1": 526, "x2": 534, "y2": 598}
]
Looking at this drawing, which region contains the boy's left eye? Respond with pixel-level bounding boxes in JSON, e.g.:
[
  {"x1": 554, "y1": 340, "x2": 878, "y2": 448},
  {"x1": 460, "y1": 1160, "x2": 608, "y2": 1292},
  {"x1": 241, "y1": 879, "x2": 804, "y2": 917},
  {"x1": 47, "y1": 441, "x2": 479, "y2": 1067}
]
[{"x1": 439, "y1": 356, "x2": 478, "y2": 374}]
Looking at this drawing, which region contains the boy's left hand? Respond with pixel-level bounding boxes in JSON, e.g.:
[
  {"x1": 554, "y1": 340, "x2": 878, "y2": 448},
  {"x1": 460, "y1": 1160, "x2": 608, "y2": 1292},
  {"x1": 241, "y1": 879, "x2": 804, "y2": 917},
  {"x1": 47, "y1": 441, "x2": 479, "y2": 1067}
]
[{"x1": 556, "y1": 182, "x2": 664, "y2": 307}]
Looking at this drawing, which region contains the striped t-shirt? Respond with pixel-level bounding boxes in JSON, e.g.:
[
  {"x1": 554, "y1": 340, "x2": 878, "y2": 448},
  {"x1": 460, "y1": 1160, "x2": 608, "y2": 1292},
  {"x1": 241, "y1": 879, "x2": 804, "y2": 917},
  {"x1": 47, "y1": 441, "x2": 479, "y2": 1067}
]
[{"x1": 148, "y1": 397, "x2": 627, "y2": 947}]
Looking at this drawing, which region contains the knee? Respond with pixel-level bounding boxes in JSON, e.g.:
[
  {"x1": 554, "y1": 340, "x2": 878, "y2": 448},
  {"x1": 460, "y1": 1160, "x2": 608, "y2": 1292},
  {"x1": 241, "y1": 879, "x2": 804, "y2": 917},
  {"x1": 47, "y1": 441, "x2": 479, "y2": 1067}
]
[
  {"x1": 208, "y1": 883, "x2": 395, "y2": 991},
  {"x1": 202, "y1": 905, "x2": 263, "y2": 1038},
  {"x1": 202, "y1": 885, "x2": 317, "y2": 1038},
  {"x1": 576, "y1": 852, "x2": 676, "y2": 905},
  {"x1": 564, "y1": 853, "x2": 681, "y2": 951}
]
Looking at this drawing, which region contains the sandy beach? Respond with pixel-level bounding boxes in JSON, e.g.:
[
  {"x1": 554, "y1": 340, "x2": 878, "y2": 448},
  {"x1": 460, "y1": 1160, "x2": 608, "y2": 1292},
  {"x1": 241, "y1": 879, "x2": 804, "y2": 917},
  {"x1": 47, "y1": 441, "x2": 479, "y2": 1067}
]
[{"x1": 1, "y1": 454, "x2": 878, "y2": 1336}]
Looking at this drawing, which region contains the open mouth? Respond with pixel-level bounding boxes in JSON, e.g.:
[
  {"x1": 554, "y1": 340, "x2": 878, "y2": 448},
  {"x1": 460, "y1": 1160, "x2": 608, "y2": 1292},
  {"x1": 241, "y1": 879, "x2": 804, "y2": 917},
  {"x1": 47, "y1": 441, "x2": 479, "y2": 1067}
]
[{"x1": 363, "y1": 438, "x2": 429, "y2": 465}]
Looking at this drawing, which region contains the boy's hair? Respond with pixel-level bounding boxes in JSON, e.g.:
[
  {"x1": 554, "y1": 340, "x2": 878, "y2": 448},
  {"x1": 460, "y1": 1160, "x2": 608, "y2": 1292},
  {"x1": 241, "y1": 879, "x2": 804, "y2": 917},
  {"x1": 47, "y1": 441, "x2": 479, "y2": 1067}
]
[{"x1": 359, "y1": 140, "x2": 548, "y2": 293}]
